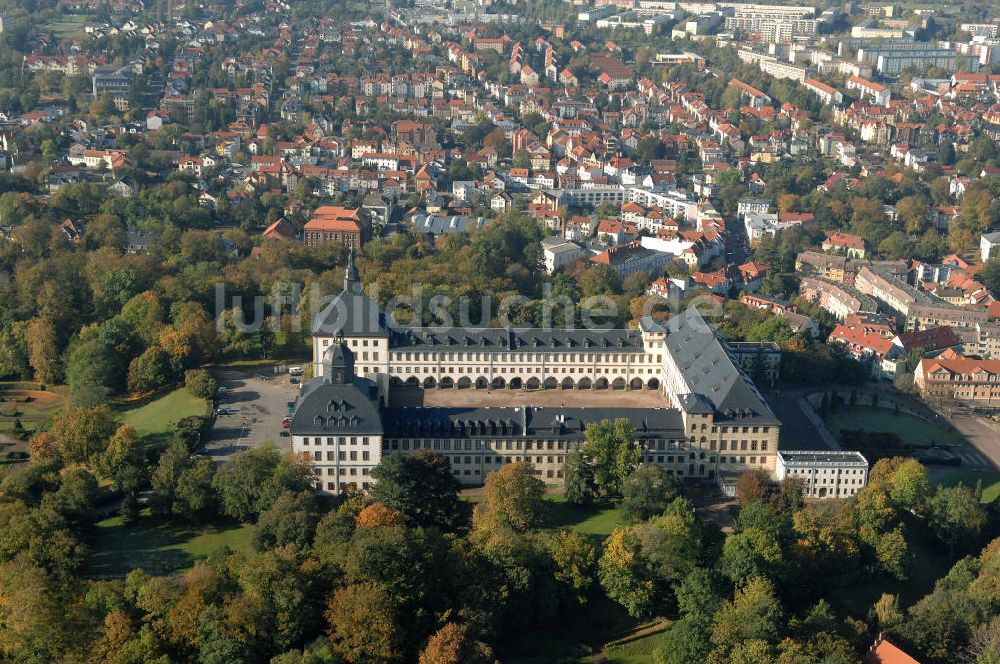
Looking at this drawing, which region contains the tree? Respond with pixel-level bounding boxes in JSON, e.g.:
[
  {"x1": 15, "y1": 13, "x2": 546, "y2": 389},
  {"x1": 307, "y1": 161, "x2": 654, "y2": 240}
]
[
  {"x1": 418, "y1": 623, "x2": 494, "y2": 664},
  {"x1": 719, "y1": 528, "x2": 784, "y2": 587},
  {"x1": 326, "y1": 583, "x2": 402, "y2": 663},
  {"x1": 47, "y1": 468, "x2": 99, "y2": 524},
  {"x1": 979, "y1": 258, "x2": 1000, "y2": 295},
  {"x1": 174, "y1": 416, "x2": 207, "y2": 452},
  {"x1": 97, "y1": 424, "x2": 144, "y2": 518},
  {"x1": 675, "y1": 567, "x2": 723, "y2": 626},
  {"x1": 65, "y1": 337, "x2": 121, "y2": 406},
  {"x1": 599, "y1": 526, "x2": 657, "y2": 618},
  {"x1": 254, "y1": 491, "x2": 320, "y2": 550},
  {"x1": 927, "y1": 485, "x2": 987, "y2": 553},
  {"x1": 127, "y1": 346, "x2": 175, "y2": 393},
  {"x1": 150, "y1": 440, "x2": 192, "y2": 517},
  {"x1": 889, "y1": 459, "x2": 930, "y2": 512},
  {"x1": 25, "y1": 318, "x2": 63, "y2": 384},
  {"x1": 710, "y1": 577, "x2": 783, "y2": 652},
  {"x1": 548, "y1": 529, "x2": 597, "y2": 605},
  {"x1": 564, "y1": 450, "x2": 598, "y2": 506},
  {"x1": 897, "y1": 195, "x2": 931, "y2": 234},
  {"x1": 620, "y1": 465, "x2": 681, "y2": 522},
  {"x1": 735, "y1": 469, "x2": 776, "y2": 508},
  {"x1": 600, "y1": 498, "x2": 702, "y2": 618},
  {"x1": 475, "y1": 462, "x2": 546, "y2": 532},
  {"x1": 580, "y1": 419, "x2": 641, "y2": 500},
  {"x1": 174, "y1": 459, "x2": 217, "y2": 521},
  {"x1": 875, "y1": 526, "x2": 909, "y2": 581},
  {"x1": 212, "y1": 444, "x2": 289, "y2": 522},
  {"x1": 653, "y1": 617, "x2": 712, "y2": 664},
  {"x1": 49, "y1": 404, "x2": 119, "y2": 465},
  {"x1": 369, "y1": 450, "x2": 462, "y2": 531},
  {"x1": 356, "y1": 503, "x2": 405, "y2": 529},
  {"x1": 184, "y1": 369, "x2": 217, "y2": 399}
]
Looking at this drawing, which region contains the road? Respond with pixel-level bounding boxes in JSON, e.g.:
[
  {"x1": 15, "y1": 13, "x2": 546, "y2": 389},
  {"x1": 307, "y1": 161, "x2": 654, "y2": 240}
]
[{"x1": 931, "y1": 407, "x2": 1000, "y2": 471}]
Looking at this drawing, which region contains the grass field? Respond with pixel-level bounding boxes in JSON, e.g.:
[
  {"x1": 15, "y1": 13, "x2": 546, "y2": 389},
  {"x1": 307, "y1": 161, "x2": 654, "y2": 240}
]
[
  {"x1": 826, "y1": 406, "x2": 966, "y2": 446},
  {"x1": 118, "y1": 387, "x2": 209, "y2": 446},
  {"x1": 934, "y1": 469, "x2": 1000, "y2": 504},
  {"x1": 603, "y1": 631, "x2": 664, "y2": 664},
  {"x1": 86, "y1": 509, "x2": 255, "y2": 578},
  {"x1": 544, "y1": 495, "x2": 627, "y2": 542}
]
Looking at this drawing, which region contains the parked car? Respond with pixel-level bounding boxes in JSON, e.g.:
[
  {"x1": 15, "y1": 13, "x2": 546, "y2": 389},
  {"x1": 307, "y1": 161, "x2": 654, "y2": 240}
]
[
  {"x1": 288, "y1": 366, "x2": 304, "y2": 376},
  {"x1": 282, "y1": 420, "x2": 291, "y2": 429}
]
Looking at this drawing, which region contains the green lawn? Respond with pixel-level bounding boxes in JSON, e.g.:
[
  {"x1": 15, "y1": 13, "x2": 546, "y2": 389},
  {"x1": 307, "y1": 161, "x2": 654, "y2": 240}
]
[
  {"x1": 544, "y1": 495, "x2": 627, "y2": 542},
  {"x1": 119, "y1": 387, "x2": 209, "y2": 442},
  {"x1": 825, "y1": 406, "x2": 966, "y2": 446},
  {"x1": 603, "y1": 631, "x2": 664, "y2": 664},
  {"x1": 934, "y1": 469, "x2": 1000, "y2": 504},
  {"x1": 86, "y1": 509, "x2": 255, "y2": 578}
]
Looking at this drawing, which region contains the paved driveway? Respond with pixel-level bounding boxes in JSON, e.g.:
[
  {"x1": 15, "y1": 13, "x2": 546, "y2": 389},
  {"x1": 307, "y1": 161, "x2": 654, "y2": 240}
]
[{"x1": 202, "y1": 369, "x2": 301, "y2": 462}]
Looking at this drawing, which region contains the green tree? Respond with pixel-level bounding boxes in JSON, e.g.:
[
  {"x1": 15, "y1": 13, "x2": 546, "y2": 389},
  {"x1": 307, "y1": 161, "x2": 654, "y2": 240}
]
[
  {"x1": 599, "y1": 525, "x2": 657, "y2": 618},
  {"x1": 889, "y1": 459, "x2": 930, "y2": 512},
  {"x1": 547, "y1": 529, "x2": 597, "y2": 605},
  {"x1": 184, "y1": 369, "x2": 217, "y2": 399},
  {"x1": 927, "y1": 485, "x2": 987, "y2": 553},
  {"x1": 254, "y1": 491, "x2": 320, "y2": 551},
  {"x1": 620, "y1": 465, "x2": 681, "y2": 522},
  {"x1": 719, "y1": 528, "x2": 784, "y2": 586},
  {"x1": 174, "y1": 458, "x2": 217, "y2": 521},
  {"x1": 126, "y1": 346, "x2": 175, "y2": 393},
  {"x1": 564, "y1": 450, "x2": 598, "y2": 506},
  {"x1": 211, "y1": 444, "x2": 306, "y2": 523},
  {"x1": 653, "y1": 617, "x2": 712, "y2": 664},
  {"x1": 369, "y1": 450, "x2": 462, "y2": 531},
  {"x1": 150, "y1": 439, "x2": 192, "y2": 517},
  {"x1": 580, "y1": 419, "x2": 641, "y2": 500},
  {"x1": 710, "y1": 577, "x2": 783, "y2": 653}
]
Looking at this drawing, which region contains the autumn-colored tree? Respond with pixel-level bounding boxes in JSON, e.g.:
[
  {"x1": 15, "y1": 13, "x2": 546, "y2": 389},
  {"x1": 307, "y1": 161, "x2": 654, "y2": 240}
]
[
  {"x1": 474, "y1": 462, "x2": 546, "y2": 532},
  {"x1": 25, "y1": 317, "x2": 63, "y2": 384},
  {"x1": 27, "y1": 432, "x2": 60, "y2": 464},
  {"x1": 356, "y1": 503, "x2": 405, "y2": 529},
  {"x1": 326, "y1": 583, "x2": 402, "y2": 664},
  {"x1": 735, "y1": 468, "x2": 775, "y2": 508},
  {"x1": 777, "y1": 194, "x2": 800, "y2": 213},
  {"x1": 418, "y1": 622, "x2": 495, "y2": 664},
  {"x1": 49, "y1": 404, "x2": 118, "y2": 465}
]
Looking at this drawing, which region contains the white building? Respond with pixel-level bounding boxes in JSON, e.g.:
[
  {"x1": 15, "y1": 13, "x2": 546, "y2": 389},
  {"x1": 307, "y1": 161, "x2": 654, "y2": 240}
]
[
  {"x1": 846, "y1": 75, "x2": 891, "y2": 106},
  {"x1": 542, "y1": 237, "x2": 586, "y2": 273},
  {"x1": 981, "y1": 231, "x2": 1000, "y2": 262},
  {"x1": 776, "y1": 450, "x2": 869, "y2": 498}
]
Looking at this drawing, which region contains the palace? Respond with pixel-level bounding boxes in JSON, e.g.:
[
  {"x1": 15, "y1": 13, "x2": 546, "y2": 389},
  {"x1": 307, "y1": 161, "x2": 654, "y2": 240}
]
[{"x1": 291, "y1": 255, "x2": 782, "y2": 494}]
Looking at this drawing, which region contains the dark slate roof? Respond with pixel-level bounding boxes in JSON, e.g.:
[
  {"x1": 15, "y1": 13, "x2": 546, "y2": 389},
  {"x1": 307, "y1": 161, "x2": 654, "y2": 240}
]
[
  {"x1": 382, "y1": 405, "x2": 684, "y2": 438},
  {"x1": 664, "y1": 308, "x2": 779, "y2": 426},
  {"x1": 291, "y1": 376, "x2": 384, "y2": 436},
  {"x1": 390, "y1": 327, "x2": 645, "y2": 353},
  {"x1": 312, "y1": 263, "x2": 391, "y2": 338}
]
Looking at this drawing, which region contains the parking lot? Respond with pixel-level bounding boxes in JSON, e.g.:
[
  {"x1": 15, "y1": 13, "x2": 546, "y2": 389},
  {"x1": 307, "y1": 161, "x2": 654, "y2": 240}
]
[{"x1": 202, "y1": 368, "x2": 302, "y2": 462}]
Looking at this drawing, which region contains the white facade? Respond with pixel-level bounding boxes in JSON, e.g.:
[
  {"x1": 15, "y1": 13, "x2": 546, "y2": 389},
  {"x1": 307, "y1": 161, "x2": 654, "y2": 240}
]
[
  {"x1": 776, "y1": 450, "x2": 868, "y2": 498},
  {"x1": 980, "y1": 231, "x2": 1000, "y2": 262}
]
